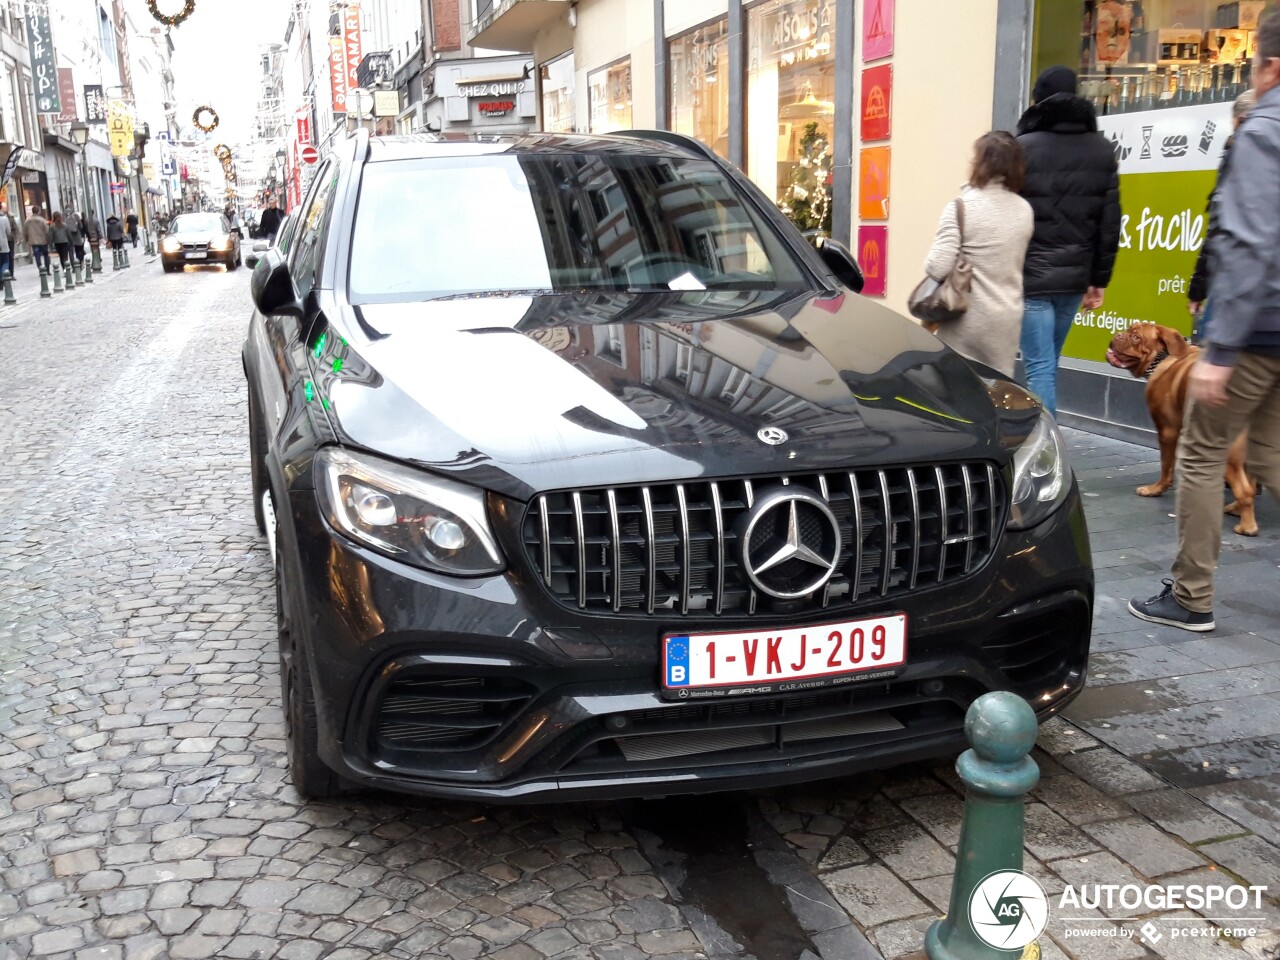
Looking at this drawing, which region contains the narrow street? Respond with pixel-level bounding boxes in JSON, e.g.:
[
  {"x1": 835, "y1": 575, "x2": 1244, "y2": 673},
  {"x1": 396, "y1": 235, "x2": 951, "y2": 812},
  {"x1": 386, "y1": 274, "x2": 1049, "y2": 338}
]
[{"x1": 1, "y1": 263, "x2": 1278, "y2": 960}]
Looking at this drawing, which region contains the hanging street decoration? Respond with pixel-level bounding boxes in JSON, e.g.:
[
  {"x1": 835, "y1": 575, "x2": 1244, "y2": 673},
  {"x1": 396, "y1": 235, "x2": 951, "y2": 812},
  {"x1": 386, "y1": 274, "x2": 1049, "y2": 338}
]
[
  {"x1": 213, "y1": 143, "x2": 232, "y2": 162},
  {"x1": 146, "y1": 0, "x2": 196, "y2": 27},
  {"x1": 193, "y1": 105, "x2": 219, "y2": 133}
]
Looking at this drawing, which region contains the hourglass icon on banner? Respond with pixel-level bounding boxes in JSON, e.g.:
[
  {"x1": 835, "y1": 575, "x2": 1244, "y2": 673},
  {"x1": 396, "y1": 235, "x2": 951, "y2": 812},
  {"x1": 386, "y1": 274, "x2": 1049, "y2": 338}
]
[{"x1": 1141, "y1": 125, "x2": 1154, "y2": 160}]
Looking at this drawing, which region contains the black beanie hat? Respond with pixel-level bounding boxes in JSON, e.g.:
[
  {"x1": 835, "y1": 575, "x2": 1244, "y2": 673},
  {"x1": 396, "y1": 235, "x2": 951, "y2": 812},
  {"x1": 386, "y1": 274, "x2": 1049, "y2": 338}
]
[{"x1": 1033, "y1": 66, "x2": 1078, "y2": 103}]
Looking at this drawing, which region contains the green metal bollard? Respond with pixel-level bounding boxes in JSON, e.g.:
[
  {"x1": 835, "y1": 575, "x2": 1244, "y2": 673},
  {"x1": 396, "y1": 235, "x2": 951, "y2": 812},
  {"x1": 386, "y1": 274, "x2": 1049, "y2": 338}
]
[
  {"x1": 82, "y1": 259, "x2": 93, "y2": 285},
  {"x1": 65, "y1": 262, "x2": 75, "y2": 289},
  {"x1": 111, "y1": 248, "x2": 120, "y2": 271},
  {"x1": 122, "y1": 247, "x2": 130, "y2": 269},
  {"x1": 925, "y1": 692, "x2": 1042, "y2": 960},
  {"x1": 3, "y1": 271, "x2": 14, "y2": 304},
  {"x1": 92, "y1": 243, "x2": 103, "y2": 272},
  {"x1": 38, "y1": 267, "x2": 51, "y2": 298},
  {"x1": 52, "y1": 265, "x2": 63, "y2": 293}
]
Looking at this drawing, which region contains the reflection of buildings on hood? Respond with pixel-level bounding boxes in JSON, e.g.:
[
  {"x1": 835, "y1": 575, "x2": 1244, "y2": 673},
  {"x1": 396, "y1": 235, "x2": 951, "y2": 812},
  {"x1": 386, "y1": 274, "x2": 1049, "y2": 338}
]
[{"x1": 567, "y1": 320, "x2": 866, "y2": 448}]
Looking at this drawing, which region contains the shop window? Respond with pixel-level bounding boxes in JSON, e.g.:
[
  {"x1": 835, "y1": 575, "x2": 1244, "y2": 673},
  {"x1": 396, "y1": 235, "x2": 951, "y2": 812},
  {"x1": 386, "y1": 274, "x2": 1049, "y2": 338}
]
[
  {"x1": 588, "y1": 58, "x2": 633, "y2": 134},
  {"x1": 669, "y1": 18, "x2": 731, "y2": 158},
  {"x1": 746, "y1": 0, "x2": 837, "y2": 237},
  {"x1": 540, "y1": 52, "x2": 576, "y2": 133},
  {"x1": 1034, "y1": 0, "x2": 1261, "y2": 115}
]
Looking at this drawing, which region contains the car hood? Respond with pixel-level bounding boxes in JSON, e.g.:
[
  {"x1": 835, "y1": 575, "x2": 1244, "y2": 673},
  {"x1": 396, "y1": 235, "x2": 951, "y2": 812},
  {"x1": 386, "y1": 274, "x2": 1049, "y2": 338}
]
[{"x1": 310, "y1": 291, "x2": 1014, "y2": 501}]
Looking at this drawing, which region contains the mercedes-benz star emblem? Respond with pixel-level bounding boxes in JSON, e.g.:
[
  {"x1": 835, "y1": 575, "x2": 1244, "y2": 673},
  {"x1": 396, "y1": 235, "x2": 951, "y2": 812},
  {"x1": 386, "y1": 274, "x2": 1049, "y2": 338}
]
[
  {"x1": 740, "y1": 488, "x2": 842, "y2": 599},
  {"x1": 757, "y1": 426, "x2": 789, "y2": 446}
]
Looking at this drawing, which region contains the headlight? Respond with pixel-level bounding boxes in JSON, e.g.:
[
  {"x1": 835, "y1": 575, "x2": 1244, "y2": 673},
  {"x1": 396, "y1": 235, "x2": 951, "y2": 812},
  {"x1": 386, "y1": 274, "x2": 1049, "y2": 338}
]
[
  {"x1": 315, "y1": 448, "x2": 504, "y2": 575},
  {"x1": 161, "y1": 237, "x2": 181, "y2": 253},
  {"x1": 210, "y1": 237, "x2": 231, "y2": 251},
  {"x1": 1007, "y1": 410, "x2": 1071, "y2": 530}
]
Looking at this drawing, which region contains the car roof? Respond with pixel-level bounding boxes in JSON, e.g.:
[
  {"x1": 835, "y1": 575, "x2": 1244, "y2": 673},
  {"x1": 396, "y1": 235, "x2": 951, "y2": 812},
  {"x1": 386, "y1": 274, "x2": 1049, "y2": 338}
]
[{"x1": 363, "y1": 132, "x2": 710, "y2": 164}]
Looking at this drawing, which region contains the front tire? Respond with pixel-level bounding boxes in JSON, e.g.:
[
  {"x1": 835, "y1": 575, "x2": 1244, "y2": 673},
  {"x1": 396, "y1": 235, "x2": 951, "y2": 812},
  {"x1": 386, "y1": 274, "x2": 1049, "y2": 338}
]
[{"x1": 276, "y1": 549, "x2": 343, "y2": 800}]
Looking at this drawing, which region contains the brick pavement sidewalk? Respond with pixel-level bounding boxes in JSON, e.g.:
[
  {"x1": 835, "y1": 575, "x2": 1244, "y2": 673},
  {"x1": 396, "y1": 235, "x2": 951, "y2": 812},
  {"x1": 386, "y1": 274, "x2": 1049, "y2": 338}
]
[
  {"x1": 754, "y1": 429, "x2": 1280, "y2": 960},
  {"x1": 0, "y1": 249, "x2": 147, "y2": 320}
]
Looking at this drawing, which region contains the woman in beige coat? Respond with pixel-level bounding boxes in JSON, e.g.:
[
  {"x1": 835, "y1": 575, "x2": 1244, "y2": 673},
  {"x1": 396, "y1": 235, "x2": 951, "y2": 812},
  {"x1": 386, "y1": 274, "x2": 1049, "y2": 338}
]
[{"x1": 922, "y1": 132, "x2": 1034, "y2": 378}]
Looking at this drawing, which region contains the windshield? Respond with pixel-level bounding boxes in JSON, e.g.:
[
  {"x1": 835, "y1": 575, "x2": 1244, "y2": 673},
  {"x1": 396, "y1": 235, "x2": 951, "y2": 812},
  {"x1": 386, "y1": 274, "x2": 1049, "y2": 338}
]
[
  {"x1": 348, "y1": 152, "x2": 809, "y2": 303},
  {"x1": 172, "y1": 214, "x2": 224, "y2": 234}
]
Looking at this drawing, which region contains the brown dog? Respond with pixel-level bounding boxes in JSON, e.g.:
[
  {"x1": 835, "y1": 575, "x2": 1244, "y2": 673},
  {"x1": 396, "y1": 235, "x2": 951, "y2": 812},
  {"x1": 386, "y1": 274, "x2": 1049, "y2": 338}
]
[{"x1": 1105, "y1": 321, "x2": 1258, "y2": 536}]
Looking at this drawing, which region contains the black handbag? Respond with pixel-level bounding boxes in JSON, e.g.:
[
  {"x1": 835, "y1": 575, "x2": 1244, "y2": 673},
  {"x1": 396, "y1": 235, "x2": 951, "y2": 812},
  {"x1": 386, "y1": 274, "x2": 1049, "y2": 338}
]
[{"x1": 908, "y1": 197, "x2": 973, "y2": 325}]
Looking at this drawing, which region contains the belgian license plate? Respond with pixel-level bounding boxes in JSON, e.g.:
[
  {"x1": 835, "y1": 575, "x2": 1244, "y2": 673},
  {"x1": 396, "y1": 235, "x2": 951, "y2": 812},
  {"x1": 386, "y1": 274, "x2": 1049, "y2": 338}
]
[
  {"x1": 185, "y1": 251, "x2": 206, "y2": 259},
  {"x1": 661, "y1": 614, "x2": 907, "y2": 700}
]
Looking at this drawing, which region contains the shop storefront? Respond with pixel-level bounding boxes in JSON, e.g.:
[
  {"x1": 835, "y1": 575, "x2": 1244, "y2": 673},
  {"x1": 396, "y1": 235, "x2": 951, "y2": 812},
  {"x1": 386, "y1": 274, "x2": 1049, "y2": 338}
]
[
  {"x1": 746, "y1": 0, "x2": 838, "y2": 235},
  {"x1": 1024, "y1": 0, "x2": 1264, "y2": 437},
  {"x1": 587, "y1": 56, "x2": 633, "y2": 132},
  {"x1": 421, "y1": 54, "x2": 538, "y2": 136},
  {"x1": 668, "y1": 17, "x2": 731, "y2": 157},
  {"x1": 540, "y1": 52, "x2": 576, "y2": 132}
]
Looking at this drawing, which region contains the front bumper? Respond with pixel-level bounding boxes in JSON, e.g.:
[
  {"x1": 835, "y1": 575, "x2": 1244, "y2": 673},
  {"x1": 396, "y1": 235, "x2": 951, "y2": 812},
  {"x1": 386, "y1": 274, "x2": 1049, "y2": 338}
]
[{"x1": 283, "y1": 482, "x2": 1093, "y2": 802}]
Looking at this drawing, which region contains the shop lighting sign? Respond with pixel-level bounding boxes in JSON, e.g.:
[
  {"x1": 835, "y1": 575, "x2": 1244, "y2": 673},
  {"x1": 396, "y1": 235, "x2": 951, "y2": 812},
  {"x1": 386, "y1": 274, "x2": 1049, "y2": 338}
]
[
  {"x1": 764, "y1": 0, "x2": 834, "y2": 62},
  {"x1": 24, "y1": 2, "x2": 61, "y2": 115},
  {"x1": 329, "y1": 37, "x2": 348, "y2": 113},
  {"x1": 343, "y1": 5, "x2": 363, "y2": 93},
  {"x1": 457, "y1": 80, "x2": 527, "y2": 98},
  {"x1": 84, "y1": 85, "x2": 107, "y2": 124}
]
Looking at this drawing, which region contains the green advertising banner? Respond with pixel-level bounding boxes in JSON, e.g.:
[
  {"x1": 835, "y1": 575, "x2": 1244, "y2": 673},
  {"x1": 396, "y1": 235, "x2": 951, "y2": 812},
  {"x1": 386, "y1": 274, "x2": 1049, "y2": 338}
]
[
  {"x1": 1063, "y1": 168, "x2": 1216, "y2": 363},
  {"x1": 1065, "y1": 100, "x2": 1232, "y2": 364}
]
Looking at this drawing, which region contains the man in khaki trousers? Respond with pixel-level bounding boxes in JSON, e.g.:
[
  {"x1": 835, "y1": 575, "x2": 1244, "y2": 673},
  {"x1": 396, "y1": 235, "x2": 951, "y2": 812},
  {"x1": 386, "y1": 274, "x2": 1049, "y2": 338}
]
[{"x1": 1129, "y1": 12, "x2": 1280, "y2": 633}]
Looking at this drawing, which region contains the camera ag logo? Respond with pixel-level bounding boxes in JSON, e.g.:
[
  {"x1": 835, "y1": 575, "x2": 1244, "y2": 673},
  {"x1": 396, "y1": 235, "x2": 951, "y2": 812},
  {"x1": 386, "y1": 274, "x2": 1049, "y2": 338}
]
[{"x1": 969, "y1": 870, "x2": 1049, "y2": 949}]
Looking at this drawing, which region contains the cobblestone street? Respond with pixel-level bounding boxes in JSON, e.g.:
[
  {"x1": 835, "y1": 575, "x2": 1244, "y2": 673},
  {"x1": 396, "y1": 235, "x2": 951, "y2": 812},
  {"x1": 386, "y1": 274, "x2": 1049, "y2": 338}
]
[{"x1": 1, "y1": 264, "x2": 1278, "y2": 960}]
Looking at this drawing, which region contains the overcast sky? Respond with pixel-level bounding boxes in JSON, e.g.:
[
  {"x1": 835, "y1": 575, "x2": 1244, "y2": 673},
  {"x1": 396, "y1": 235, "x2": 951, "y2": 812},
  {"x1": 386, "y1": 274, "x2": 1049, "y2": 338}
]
[{"x1": 166, "y1": 0, "x2": 292, "y2": 147}]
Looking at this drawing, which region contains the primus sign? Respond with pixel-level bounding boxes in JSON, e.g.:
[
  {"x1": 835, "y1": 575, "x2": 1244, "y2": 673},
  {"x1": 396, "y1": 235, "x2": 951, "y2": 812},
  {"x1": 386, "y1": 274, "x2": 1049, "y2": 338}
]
[{"x1": 1063, "y1": 101, "x2": 1229, "y2": 365}]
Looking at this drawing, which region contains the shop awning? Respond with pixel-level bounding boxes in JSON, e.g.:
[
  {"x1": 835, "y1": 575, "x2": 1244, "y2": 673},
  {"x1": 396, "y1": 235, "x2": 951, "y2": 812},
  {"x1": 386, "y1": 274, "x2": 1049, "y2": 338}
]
[{"x1": 468, "y1": 0, "x2": 569, "y2": 51}]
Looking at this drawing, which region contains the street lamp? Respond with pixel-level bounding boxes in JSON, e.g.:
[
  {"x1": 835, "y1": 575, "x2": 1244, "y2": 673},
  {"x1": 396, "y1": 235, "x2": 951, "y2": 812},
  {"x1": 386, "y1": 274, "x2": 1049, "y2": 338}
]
[{"x1": 69, "y1": 122, "x2": 103, "y2": 273}]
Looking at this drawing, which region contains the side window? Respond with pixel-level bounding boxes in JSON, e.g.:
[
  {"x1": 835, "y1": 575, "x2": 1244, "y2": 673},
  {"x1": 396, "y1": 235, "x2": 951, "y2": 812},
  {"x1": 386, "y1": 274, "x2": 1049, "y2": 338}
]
[
  {"x1": 221, "y1": 217, "x2": 231, "y2": 233},
  {"x1": 289, "y1": 161, "x2": 340, "y2": 298},
  {"x1": 277, "y1": 213, "x2": 300, "y2": 257}
]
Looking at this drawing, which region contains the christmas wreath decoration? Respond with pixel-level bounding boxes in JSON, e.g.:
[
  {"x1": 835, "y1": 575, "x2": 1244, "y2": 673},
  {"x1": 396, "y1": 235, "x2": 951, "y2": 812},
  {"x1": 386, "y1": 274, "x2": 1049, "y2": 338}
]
[
  {"x1": 193, "y1": 105, "x2": 219, "y2": 133},
  {"x1": 146, "y1": 0, "x2": 195, "y2": 27}
]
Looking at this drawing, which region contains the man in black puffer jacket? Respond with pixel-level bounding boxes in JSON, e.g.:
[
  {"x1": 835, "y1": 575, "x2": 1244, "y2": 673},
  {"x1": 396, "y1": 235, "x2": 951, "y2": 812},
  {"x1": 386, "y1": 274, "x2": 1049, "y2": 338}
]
[{"x1": 1016, "y1": 66, "x2": 1122, "y2": 417}]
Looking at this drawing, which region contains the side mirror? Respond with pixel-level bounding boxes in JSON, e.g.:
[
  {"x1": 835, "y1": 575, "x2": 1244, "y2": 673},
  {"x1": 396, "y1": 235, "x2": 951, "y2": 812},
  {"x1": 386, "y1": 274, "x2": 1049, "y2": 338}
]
[
  {"x1": 816, "y1": 237, "x2": 865, "y2": 294},
  {"x1": 251, "y1": 249, "x2": 304, "y2": 318}
]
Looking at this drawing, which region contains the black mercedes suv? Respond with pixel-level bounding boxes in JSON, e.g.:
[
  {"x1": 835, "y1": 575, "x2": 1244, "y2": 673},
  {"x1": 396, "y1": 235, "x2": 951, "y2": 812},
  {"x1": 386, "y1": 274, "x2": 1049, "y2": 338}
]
[{"x1": 244, "y1": 129, "x2": 1092, "y2": 801}]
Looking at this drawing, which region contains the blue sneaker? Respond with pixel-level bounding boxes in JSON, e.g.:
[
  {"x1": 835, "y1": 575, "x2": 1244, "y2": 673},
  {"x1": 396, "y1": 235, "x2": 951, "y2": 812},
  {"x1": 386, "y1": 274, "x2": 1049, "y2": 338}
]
[{"x1": 1128, "y1": 579, "x2": 1214, "y2": 632}]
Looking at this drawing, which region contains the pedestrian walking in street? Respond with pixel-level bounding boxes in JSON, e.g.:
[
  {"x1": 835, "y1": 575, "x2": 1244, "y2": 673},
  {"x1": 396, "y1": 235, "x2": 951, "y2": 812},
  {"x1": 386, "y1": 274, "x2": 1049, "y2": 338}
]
[
  {"x1": 258, "y1": 198, "x2": 283, "y2": 245},
  {"x1": 1, "y1": 204, "x2": 17, "y2": 275},
  {"x1": 49, "y1": 212, "x2": 72, "y2": 274},
  {"x1": 83, "y1": 211, "x2": 101, "y2": 266},
  {"x1": 106, "y1": 214, "x2": 125, "y2": 252},
  {"x1": 66, "y1": 208, "x2": 86, "y2": 267},
  {"x1": 23, "y1": 206, "x2": 51, "y2": 274},
  {"x1": 125, "y1": 210, "x2": 139, "y2": 248},
  {"x1": 1016, "y1": 65, "x2": 1122, "y2": 418},
  {"x1": 1188, "y1": 89, "x2": 1258, "y2": 344},
  {"x1": 1129, "y1": 12, "x2": 1280, "y2": 633},
  {"x1": 0, "y1": 204, "x2": 12, "y2": 281},
  {"x1": 921, "y1": 132, "x2": 1034, "y2": 379}
]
